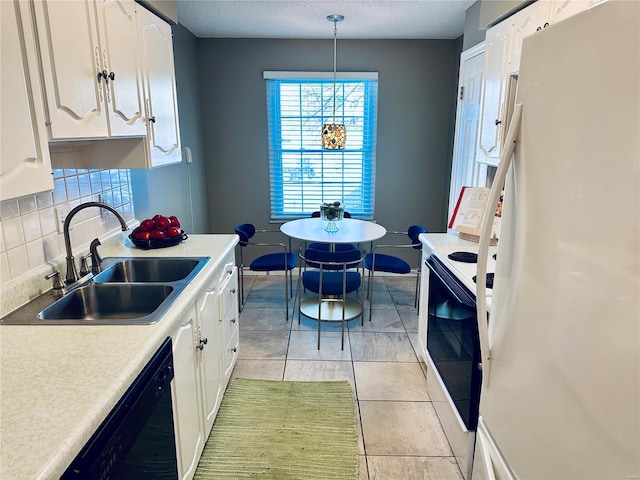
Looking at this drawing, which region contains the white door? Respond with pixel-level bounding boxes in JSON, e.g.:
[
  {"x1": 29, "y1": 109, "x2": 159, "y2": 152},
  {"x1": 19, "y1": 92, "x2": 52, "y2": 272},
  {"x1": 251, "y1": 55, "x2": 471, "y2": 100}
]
[{"x1": 448, "y1": 43, "x2": 487, "y2": 222}]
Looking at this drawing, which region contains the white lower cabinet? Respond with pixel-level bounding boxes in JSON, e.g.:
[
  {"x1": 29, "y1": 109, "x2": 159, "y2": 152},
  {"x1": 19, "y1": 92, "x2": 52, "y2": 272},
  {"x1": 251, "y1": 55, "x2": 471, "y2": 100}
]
[
  {"x1": 197, "y1": 272, "x2": 225, "y2": 437},
  {"x1": 218, "y1": 264, "x2": 239, "y2": 383},
  {"x1": 171, "y1": 304, "x2": 205, "y2": 480},
  {"x1": 171, "y1": 253, "x2": 239, "y2": 480}
]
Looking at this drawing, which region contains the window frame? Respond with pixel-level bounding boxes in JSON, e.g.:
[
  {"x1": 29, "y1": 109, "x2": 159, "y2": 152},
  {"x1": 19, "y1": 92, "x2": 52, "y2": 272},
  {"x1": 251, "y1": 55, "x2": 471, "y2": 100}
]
[{"x1": 264, "y1": 71, "x2": 378, "y2": 221}]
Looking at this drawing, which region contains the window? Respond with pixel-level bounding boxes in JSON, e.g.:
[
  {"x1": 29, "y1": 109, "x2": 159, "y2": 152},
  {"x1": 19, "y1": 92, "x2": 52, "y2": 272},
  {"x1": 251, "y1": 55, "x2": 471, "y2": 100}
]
[{"x1": 264, "y1": 71, "x2": 378, "y2": 220}]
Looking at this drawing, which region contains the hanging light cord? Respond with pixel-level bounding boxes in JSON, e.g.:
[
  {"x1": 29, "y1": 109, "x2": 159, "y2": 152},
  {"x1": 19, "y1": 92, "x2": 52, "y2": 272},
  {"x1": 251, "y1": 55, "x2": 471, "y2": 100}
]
[{"x1": 332, "y1": 17, "x2": 338, "y2": 123}]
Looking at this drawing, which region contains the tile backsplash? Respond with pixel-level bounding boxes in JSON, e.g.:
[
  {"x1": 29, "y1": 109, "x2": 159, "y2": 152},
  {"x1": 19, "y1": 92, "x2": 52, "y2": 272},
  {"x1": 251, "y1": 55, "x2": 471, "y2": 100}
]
[{"x1": 0, "y1": 168, "x2": 135, "y2": 285}]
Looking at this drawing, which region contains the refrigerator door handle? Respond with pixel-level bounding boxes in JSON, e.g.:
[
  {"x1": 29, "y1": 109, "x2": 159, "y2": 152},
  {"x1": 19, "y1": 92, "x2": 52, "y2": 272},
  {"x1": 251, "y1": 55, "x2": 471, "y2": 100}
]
[{"x1": 476, "y1": 103, "x2": 522, "y2": 388}]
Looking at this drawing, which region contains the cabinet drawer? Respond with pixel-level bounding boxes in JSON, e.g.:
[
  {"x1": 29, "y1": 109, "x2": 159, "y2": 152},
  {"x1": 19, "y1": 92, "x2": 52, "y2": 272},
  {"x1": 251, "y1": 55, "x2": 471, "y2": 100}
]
[
  {"x1": 218, "y1": 264, "x2": 238, "y2": 319},
  {"x1": 222, "y1": 326, "x2": 239, "y2": 381}
]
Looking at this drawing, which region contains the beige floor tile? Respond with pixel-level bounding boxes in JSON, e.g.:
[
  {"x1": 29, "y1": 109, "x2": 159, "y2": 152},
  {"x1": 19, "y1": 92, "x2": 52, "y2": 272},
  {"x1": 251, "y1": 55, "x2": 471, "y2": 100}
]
[
  {"x1": 238, "y1": 330, "x2": 290, "y2": 359},
  {"x1": 230, "y1": 359, "x2": 285, "y2": 381},
  {"x1": 239, "y1": 307, "x2": 293, "y2": 331},
  {"x1": 359, "y1": 455, "x2": 369, "y2": 480},
  {"x1": 287, "y1": 330, "x2": 352, "y2": 360},
  {"x1": 366, "y1": 455, "x2": 463, "y2": 480},
  {"x1": 354, "y1": 362, "x2": 429, "y2": 401},
  {"x1": 359, "y1": 401, "x2": 452, "y2": 456},
  {"x1": 283, "y1": 360, "x2": 355, "y2": 386},
  {"x1": 350, "y1": 331, "x2": 418, "y2": 362},
  {"x1": 357, "y1": 308, "x2": 406, "y2": 332}
]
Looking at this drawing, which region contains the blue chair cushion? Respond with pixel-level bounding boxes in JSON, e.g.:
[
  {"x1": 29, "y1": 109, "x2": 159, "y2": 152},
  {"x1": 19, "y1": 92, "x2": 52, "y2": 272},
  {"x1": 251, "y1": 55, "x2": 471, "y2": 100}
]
[
  {"x1": 308, "y1": 242, "x2": 357, "y2": 252},
  {"x1": 302, "y1": 271, "x2": 361, "y2": 296},
  {"x1": 250, "y1": 252, "x2": 296, "y2": 272},
  {"x1": 364, "y1": 253, "x2": 411, "y2": 274}
]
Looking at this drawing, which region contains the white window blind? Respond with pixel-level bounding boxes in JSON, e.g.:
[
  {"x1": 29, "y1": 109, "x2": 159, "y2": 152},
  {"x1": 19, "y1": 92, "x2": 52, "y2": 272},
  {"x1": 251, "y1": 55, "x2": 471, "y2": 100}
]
[{"x1": 264, "y1": 72, "x2": 378, "y2": 220}]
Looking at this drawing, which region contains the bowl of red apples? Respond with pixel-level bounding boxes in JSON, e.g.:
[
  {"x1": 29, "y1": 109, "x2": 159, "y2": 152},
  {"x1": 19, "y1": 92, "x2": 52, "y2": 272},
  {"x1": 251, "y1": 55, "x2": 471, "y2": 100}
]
[{"x1": 129, "y1": 214, "x2": 186, "y2": 249}]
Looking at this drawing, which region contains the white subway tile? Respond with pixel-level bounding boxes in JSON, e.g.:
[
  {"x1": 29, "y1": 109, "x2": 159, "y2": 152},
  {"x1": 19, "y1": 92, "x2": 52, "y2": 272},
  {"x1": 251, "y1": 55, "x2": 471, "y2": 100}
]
[
  {"x1": 26, "y1": 239, "x2": 45, "y2": 269},
  {"x1": 53, "y1": 178, "x2": 67, "y2": 205},
  {"x1": 1, "y1": 199, "x2": 20, "y2": 219},
  {"x1": 0, "y1": 252, "x2": 10, "y2": 283},
  {"x1": 18, "y1": 196, "x2": 37, "y2": 214},
  {"x1": 39, "y1": 207, "x2": 57, "y2": 236},
  {"x1": 6, "y1": 245, "x2": 29, "y2": 278},
  {"x1": 65, "y1": 176, "x2": 80, "y2": 200},
  {"x1": 3, "y1": 217, "x2": 25, "y2": 250},
  {"x1": 36, "y1": 191, "x2": 54, "y2": 209},
  {"x1": 22, "y1": 211, "x2": 42, "y2": 243},
  {"x1": 43, "y1": 233, "x2": 62, "y2": 262}
]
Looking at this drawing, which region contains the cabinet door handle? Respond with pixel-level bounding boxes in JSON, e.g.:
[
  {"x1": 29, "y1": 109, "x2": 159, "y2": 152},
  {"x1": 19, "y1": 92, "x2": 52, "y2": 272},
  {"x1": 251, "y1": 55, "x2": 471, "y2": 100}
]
[
  {"x1": 108, "y1": 72, "x2": 115, "y2": 81},
  {"x1": 230, "y1": 317, "x2": 236, "y2": 324},
  {"x1": 231, "y1": 347, "x2": 237, "y2": 353},
  {"x1": 230, "y1": 288, "x2": 236, "y2": 294},
  {"x1": 149, "y1": 116, "x2": 156, "y2": 123},
  {"x1": 495, "y1": 119, "x2": 502, "y2": 126},
  {"x1": 197, "y1": 338, "x2": 208, "y2": 350}
]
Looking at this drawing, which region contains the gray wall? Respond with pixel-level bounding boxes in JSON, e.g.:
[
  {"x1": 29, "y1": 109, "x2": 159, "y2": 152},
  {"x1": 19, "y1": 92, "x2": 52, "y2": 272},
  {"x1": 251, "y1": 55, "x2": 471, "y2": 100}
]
[
  {"x1": 197, "y1": 38, "x2": 462, "y2": 262},
  {"x1": 131, "y1": 24, "x2": 210, "y2": 233}
]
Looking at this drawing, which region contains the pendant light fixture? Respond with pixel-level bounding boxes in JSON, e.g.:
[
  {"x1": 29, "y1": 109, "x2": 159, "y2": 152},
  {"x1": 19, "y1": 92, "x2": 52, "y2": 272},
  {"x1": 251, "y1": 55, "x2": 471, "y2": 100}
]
[{"x1": 321, "y1": 14, "x2": 346, "y2": 150}]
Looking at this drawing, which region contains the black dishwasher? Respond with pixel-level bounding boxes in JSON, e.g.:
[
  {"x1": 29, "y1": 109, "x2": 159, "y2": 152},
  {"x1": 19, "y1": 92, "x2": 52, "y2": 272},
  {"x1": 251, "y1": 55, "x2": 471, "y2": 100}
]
[{"x1": 62, "y1": 337, "x2": 178, "y2": 479}]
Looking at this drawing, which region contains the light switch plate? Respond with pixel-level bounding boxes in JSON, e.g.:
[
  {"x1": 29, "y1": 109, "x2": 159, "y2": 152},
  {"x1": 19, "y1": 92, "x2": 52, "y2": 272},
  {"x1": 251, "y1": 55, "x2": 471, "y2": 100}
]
[{"x1": 55, "y1": 206, "x2": 70, "y2": 234}]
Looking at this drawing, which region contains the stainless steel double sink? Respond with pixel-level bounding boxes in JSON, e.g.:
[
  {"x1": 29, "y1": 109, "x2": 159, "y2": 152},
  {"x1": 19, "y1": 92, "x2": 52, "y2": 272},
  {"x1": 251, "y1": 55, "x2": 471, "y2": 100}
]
[{"x1": 1, "y1": 257, "x2": 210, "y2": 325}]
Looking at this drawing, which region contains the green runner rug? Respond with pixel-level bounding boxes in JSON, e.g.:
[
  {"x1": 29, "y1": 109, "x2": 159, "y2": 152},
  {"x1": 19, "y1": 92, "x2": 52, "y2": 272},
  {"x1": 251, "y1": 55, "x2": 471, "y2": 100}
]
[{"x1": 194, "y1": 378, "x2": 359, "y2": 479}]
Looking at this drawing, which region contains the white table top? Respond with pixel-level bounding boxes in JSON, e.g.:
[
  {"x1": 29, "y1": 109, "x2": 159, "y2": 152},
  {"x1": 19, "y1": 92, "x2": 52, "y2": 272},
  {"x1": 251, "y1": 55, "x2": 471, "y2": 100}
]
[{"x1": 280, "y1": 218, "x2": 386, "y2": 244}]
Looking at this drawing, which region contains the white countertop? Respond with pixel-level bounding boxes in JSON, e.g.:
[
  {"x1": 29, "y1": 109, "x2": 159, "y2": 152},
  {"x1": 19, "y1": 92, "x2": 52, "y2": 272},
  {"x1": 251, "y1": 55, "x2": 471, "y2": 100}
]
[
  {"x1": 419, "y1": 232, "x2": 497, "y2": 309},
  {"x1": 0, "y1": 233, "x2": 238, "y2": 480}
]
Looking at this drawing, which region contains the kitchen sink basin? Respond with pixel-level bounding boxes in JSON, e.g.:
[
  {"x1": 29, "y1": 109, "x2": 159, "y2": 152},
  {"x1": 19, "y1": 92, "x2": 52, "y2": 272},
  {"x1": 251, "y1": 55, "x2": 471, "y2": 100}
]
[
  {"x1": 37, "y1": 284, "x2": 174, "y2": 324},
  {"x1": 94, "y1": 257, "x2": 206, "y2": 283},
  {"x1": 1, "y1": 256, "x2": 211, "y2": 325}
]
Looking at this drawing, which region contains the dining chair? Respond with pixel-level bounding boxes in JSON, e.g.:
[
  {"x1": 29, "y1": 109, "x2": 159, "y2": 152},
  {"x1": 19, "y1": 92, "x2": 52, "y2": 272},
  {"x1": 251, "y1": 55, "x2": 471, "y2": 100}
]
[
  {"x1": 297, "y1": 247, "x2": 364, "y2": 350},
  {"x1": 364, "y1": 225, "x2": 427, "y2": 319},
  {"x1": 234, "y1": 223, "x2": 297, "y2": 321}
]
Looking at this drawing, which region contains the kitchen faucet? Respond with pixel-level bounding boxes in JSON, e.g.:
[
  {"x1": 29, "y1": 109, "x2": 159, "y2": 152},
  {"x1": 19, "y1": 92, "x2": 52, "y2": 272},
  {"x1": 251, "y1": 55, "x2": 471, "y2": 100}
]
[{"x1": 63, "y1": 201, "x2": 128, "y2": 285}]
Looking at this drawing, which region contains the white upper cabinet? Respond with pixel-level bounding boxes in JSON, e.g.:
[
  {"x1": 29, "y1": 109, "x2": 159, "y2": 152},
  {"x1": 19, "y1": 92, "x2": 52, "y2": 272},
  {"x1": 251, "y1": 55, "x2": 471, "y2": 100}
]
[
  {"x1": 97, "y1": 0, "x2": 146, "y2": 137},
  {"x1": 1, "y1": 0, "x2": 53, "y2": 201},
  {"x1": 136, "y1": 6, "x2": 182, "y2": 167},
  {"x1": 476, "y1": 22, "x2": 509, "y2": 164},
  {"x1": 507, "y1": 0, "x2": 548, "y2": 74},
  {"x1": 33, "y1": 0, "x2": 145, "y2": 140},
  {"x1": 547, "y1": 0, "x2": 604, "y2": 25},
  {"x1": 475, "y1": 0, "x2": 604, "y2": 166}
]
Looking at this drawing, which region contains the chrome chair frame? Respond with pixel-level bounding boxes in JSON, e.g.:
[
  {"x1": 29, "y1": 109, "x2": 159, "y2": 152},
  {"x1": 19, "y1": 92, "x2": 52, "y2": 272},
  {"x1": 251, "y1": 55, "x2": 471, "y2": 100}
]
[
  {"x1": 235, "y1": 224, "x2": 296, "y2": 321},
  {"x1": 365, "y1": 226, "x2": 426, "y2": 319},
  {"x1": 297, "y1": 248, "x2": 364, "y2": 350}
]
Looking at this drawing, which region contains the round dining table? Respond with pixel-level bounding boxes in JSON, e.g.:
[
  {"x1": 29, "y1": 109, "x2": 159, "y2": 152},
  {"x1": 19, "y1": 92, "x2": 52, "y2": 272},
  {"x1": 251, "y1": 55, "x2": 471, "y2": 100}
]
[
  {"x1": 280, "y1": 217, "x2": 386, "y2": 245},
  {"x1": 280, "y1": 217, "x2": 386, "y2": 322}
]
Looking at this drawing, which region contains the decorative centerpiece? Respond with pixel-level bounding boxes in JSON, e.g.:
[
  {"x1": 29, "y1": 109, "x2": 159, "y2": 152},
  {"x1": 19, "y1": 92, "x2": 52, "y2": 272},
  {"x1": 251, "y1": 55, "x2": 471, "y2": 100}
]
[{"x1": 320, "y1": 201, "x2": 345, "y2": 233}]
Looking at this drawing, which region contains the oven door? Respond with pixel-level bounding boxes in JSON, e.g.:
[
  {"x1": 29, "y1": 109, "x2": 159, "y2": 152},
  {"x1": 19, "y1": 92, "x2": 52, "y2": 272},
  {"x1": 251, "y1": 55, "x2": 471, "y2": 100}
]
[{"x1": 425, "y1": 254, "x2": 482, "y2": 431}]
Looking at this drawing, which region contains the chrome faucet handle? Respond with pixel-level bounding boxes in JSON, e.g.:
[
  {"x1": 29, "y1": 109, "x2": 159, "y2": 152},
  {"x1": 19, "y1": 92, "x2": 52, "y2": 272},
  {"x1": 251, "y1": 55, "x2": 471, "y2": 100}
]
[
  {"x1": 45, "y1": 271, "x2": 66, "y2": 298},
  {"x1": 79, "y1": 254, "x2": 92, "y2": 277}
]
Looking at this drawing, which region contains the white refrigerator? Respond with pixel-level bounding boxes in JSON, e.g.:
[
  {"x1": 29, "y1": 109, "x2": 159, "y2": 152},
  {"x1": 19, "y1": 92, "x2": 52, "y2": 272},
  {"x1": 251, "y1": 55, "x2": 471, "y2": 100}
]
[{"x1": 473, "y1": 1, "x2": 639, "y2": 479}]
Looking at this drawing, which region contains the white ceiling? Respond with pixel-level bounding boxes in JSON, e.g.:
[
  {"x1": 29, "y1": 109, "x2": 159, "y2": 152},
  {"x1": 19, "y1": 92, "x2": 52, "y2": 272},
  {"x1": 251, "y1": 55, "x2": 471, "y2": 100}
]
[{"x1": 177, "y1": 0, "x2": 476, "y2": 39}]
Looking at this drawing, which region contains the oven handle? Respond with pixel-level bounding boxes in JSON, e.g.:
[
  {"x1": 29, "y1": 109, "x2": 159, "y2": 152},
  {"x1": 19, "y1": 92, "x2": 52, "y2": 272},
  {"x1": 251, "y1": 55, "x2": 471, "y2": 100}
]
[{"x1": 424, "y1": 258, "x2": 468, "y2": 306}]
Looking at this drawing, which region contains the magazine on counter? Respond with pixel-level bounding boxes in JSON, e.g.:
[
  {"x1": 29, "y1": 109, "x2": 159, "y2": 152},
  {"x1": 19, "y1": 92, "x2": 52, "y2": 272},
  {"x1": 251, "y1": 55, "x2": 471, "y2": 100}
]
[{"x1": 448, "y1": 186, "x2": 502, "y2": 244}]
